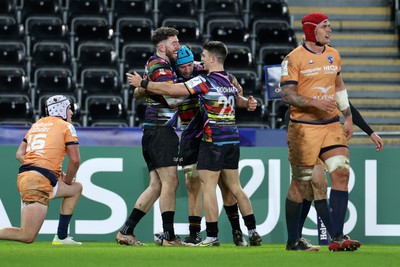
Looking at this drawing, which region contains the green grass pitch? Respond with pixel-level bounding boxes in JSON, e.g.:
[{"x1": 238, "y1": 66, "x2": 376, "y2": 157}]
[{"x1": 1, "y1": 242, "x2": 400, "y2": 267}]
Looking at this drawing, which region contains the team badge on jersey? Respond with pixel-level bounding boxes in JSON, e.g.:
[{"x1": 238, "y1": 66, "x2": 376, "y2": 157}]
[
  {"x1": 309, "y1": 60, "x2": 314, "y2": 65},
  {"x1": 68, "y1": 124, "x2": 78, "y2": 137},
  {"x1": 281, "y1": 60, "x2": 288, "y2": 76},
  {"x1": 327, "y1": 56, "x2": 333, "y2": 64}
]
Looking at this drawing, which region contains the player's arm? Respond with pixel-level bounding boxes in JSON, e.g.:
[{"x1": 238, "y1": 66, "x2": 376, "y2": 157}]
[
  {"x1": 335, "y1": 74, "x2": 352, "y2": 139},
  {"x1": 350, "y1": 101, "x2": 383, "y2": 151},
  {"x1": 281, "y1": 83, "x2": 336, "y2": 113},
  {"x1": 16, "y1": 140, "x2": 27, "y2": 164},
  {"x1": 62, "y1": 144, "x2": 80, "y2": 185},
  {"x1": 127, "y1": 71, "x2": 190, "y2": 96},
  {"x1": 236, "y1": 95, "x2": 257, "y2": 111}
]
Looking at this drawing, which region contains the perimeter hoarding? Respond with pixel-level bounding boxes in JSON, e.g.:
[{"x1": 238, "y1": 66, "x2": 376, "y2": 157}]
[{"x1": 0, "y1": 145, "x2": 398, "y2": 244}]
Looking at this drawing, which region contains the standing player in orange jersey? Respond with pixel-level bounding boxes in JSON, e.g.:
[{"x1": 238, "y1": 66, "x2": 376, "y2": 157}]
[
  {"x1": 280, "y1": 12, "x2": 361, "y2": 252},
  {"x1": 0, "y1": 95, "x2": 82, "y2": 245}
]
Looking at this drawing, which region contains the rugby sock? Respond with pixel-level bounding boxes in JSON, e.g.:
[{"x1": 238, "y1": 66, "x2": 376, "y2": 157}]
[
  {"x1": 298, "y1": 199, "x2": 312, "y2": 238},
  {"x1": 188, "y1": 216, "x2": 201, "y2": 238},
  {"x1": 243, "y1": 214, "x2": 256, "y2": 231},
  {"x1": 162, "y1": 211, "x2": 176, "y2": 240},
  {"x1": 285, "y1": 198, "x2": 302, "y2": 245},
  {"x1": 120, "y1": 208, "x2": 146, "y2": 235},
  {"x1": 224, "y1": 203, "x2": 241, "y2": 233},
  {"x1": 329, "y1": 189, "x2": 348, "y2": 240},
  {"x1": 314, "y1": 199, "x2": 333, "y2": 236},
  {"x1": 206, "y1": 221, "x2": 218, "y2": 238},
  {"x1": 57, "y1": 214, "x2": 72, "y2": 240}
]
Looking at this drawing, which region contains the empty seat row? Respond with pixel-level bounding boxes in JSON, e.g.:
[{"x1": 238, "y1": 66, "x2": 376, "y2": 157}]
[{"x1": 3, "y1": 0, "x2": 290, "y2": 29}]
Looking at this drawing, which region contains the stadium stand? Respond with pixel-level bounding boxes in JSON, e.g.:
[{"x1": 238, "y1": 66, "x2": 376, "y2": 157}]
[{"x1": 0, "y1": 0, "x2": 396, "y2": 133}]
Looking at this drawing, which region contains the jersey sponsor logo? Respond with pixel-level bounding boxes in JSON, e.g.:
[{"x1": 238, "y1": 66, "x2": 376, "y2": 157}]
[
  {"x1": 186, "y1": 76, "x2": 205, "y2": 88},
  {"x1": 68, "y1": 124, "x2": 78, "y2": 137},
  {"x1": 300, "y1": 67, "x2": 321, "y2": 76},
  {"x1": 311, "y1": 85, "x2": 334, "y2": 93},
  {"x1": 323, "y1": 65, "x2": 338, "y2": 74},
  {"x1": 281, "y1": 60, "x2": 288, "y2": 76}
]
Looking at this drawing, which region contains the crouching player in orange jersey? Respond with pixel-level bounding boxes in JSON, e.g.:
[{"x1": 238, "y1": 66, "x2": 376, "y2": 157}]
[{"x1": 0, "y1": 95, "x2": 83, "y2": 245}]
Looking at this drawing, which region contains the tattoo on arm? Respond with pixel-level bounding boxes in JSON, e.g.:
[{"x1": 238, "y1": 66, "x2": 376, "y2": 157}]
[
  {"x1": 281, "y1": 84, "x2": 313, "y2": 108},
  {"x1": 342, "y1": 107, "x2": 352, "y2": 117}
]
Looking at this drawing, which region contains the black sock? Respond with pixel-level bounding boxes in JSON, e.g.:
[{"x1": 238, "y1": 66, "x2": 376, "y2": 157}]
[
  {"x1": 298, "y1": 199, "x2": 312, "y2": 238},
  {"x1": 329, "y1": 189, "x2": 348, "y2": 240},
  {"x1": 162, "y1": 211, "x2": 175, "y2": 240},
  {"x1": 205, "y1": 221, "x2": 218, "y2": 238},
  {"x1": 224, "y1": 204, "x2": 241, "y2": 233},
  {"x1": 57, "y1": 214, "x2": 72, "y2": 239},
  {"x1": 243, "y1": 214, "x2": 256, "y2": 231},
  {"x1": 120, "y1": 208, "x2": 146, "y2": 235},
  {"x1": 314, "y1": 199, "x2": 333, "y2": 236},
  {"x1": 285, "y1": 198, "x2": 302, "y2": 245},
  {"x1": 188, "y1": 216, "x2": 201, "y2": 237}
]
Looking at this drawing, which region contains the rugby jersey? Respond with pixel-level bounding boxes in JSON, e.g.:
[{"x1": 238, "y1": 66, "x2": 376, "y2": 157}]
[
  {"x1": 143, "y1": 54, "x2": 179, "y2": 127},
  {"x1": 177, "y1": 63, "x2": 207, "y2": 139},
  {"x1": 184, "y1": 71, "x2": 243, "y2": 145},
  {"x1": 21, "y1": 116, "x2": 79, "y2": 178},
  {"x1": 280, "y1": 44, "x2": 341, "y2": 122}
]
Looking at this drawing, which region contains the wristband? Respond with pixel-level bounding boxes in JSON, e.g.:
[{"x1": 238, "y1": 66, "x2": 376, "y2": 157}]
[
  {"x1": 336, "y1": 89, "x2": 350, "y2": 111},
  {"x1": 140, "y1": 79, "x2": 149, "y2": 89}
]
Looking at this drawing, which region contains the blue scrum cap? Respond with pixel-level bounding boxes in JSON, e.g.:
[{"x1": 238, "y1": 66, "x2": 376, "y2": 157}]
[{"x1": 176, "y1": 45, "x2": 194, "y2": 66}]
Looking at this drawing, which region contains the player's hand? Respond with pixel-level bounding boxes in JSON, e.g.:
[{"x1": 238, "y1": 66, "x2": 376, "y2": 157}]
[
  {"x1": 343, "y1": 118, "x2": 353, "y2": 140},
  {"x1": 60, "y1": 172, "x2": 73, "y2": 185},
  {"x1": 247, "y1": 95, "x2": 257, "y2": 111},
  {"x1": 314, "y1": 98, "x2": 336, "y2": 114},
  {"x1": 370, "y1": 132, "x2": 384, "y2": 152},
  {"x1": 134, "y1": 87, "x2": 145, "y2": 99},
  {"x1": 126, "y1": 71, "x2": 142, "y2": 88}
]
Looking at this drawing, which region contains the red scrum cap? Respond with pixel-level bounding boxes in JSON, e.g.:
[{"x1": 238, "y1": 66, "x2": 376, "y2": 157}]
[{"x1": 302, "y1": 12, "x2": 329, "y2": 43}]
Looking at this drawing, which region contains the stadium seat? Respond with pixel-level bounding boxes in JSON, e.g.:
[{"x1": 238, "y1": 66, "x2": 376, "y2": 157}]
[
  {"x1": 0, "y1": 42, "x2": 27, "y2": 69},
  {"x1": 202, "y1": 0, "x2": 242, "y2": 31},
  {"x1": 85, "y1": 96, "x2": 128, "y2": 127},
  {"x1": 75, "y1": 42, "x2": 117, "y2": 81},
  {"x1": 111, "y1": 0, "x2": 152, "y2": 25},
  {"x1": 20, "y1": 0, "x2": 63, "y2": 22},
  {"x1": 0, "y1": 16, "x2": 24, "y2": 41},
  {"x1": 33, "y1": 67, "x2": 75, "y2": 111},
  {"x1": 247, "y1": 0, "x2": 290, "y2": 27},
  {"x1": 29, "y1": 41, "x2": 71, "y2": 80},
  {"x1": 0, "y1": 0, "x2": 17, "y2": 17},
  {"x1": 80, "y1": 67, "x2": 121, "y2": 107},
  {"x1": 229, "y1": 69, "x2": 261, "y2": 97},
  {"x1": 70, "y1": 16, "x2": 113, "y2": 57},
  {"x1": 0, "y1": 95, "x2": 34, "y2": 125},
  {"x1": 0, "y1": 67, "x2": 29, "y2": 96},
  {"x1": 120, "y1": 43, "x2": 154, "y2": 74},
  {"x1": 66, "y1": 0, "x2": 108, "y2": 24},
  {"x1": 162, "y1": 18, "x2": 201, "y2": 44},
  {"x1": 115, "y1": 17, "x2": 154, "y2": 54},
  {"x1": 25, "y1": 16, "x2": 69, "y2": 55},
  {"x1": 224, "y1": 44, "x2": 254, "y2": 71},
  {"x1": 257, "y1": 46, "x2": 292, "y2": 79},
  {"x1": 251, "y1": 19, "x2": 296, "y2": 55},
  {"x1": 205, "y1": 18, "x2": 248, "y2": 45},
  {"x1": 235, "y1": 96, "x2": 266, "y2": 128},
  {"x1": 156, "y1": 0, "x2": 197, "y2": 27}
]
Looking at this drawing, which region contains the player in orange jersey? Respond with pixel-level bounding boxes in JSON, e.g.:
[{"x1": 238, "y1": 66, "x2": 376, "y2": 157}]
[
  {"x1": 280, "y1": 12, "x2": 360, "y2": 252},
  {"x1": 0, "y1": 95, "x2": 82, "y2": 245}
]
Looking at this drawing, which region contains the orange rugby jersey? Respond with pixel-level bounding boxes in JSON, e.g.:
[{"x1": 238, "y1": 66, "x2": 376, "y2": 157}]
[
  {"x1": 280, "y1": 44, "x2": 341, "y2": 122},
  {"x1": 22, "y1": 116, "x2": 79, "y2": 176}
]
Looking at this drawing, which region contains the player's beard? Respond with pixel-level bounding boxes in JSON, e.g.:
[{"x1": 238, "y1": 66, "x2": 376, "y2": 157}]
[{"x1": 166, "y1": 49, "x2": 177, "y2": 62}]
